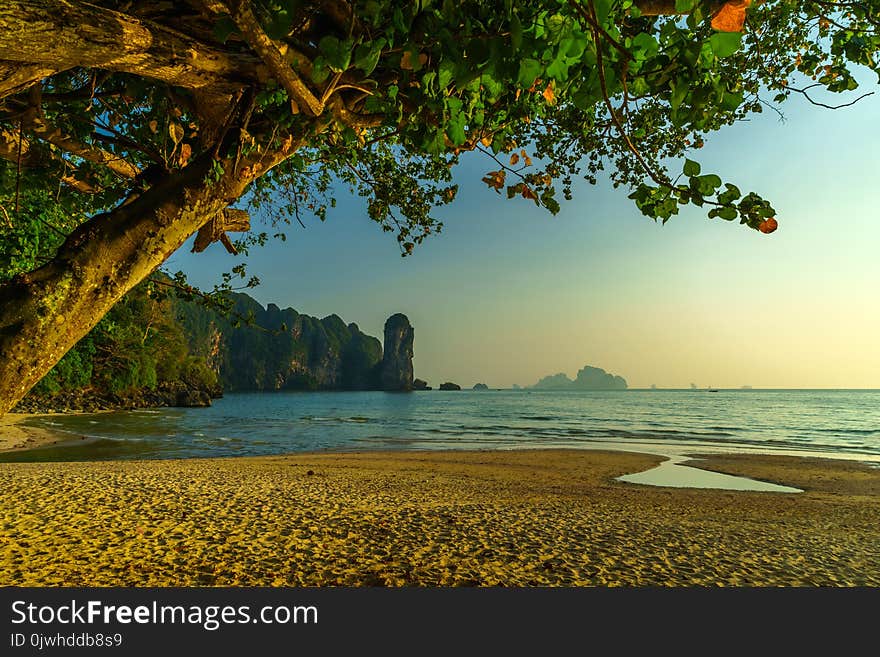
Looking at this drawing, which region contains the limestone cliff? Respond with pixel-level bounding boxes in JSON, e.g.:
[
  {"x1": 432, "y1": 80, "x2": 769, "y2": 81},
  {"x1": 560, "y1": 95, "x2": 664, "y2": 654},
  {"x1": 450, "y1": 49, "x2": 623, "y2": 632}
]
[
  {"x1": 380, "y1": 313, "x2": 414, "y2": 391},
  {"x1": 179, "y1": 293, "x2": 390, "y2": 391}
]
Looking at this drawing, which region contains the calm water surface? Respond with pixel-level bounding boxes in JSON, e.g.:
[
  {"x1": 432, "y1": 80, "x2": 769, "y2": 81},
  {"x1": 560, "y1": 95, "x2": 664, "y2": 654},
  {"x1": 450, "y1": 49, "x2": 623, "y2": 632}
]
[{"x1": 5, "y1": 389, "x2": 880, "y2": 463}]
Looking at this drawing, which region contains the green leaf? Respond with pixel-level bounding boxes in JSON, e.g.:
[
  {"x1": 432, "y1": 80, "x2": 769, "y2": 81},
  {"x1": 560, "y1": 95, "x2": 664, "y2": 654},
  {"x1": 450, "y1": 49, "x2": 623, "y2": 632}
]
[
  {"x1": 721, "y1": 89, "x2": 744, "y2": 111},
  {"x1": 212, "y1": 17, "x2": 238, "y2": 44},
  {"x1": 694, "y1": 174, "x2": 722, "y2": 195},
  {"x1": 318, "y1": 36, "x2": 353, "y2": 72},
  {"x1": 683, "y1": 159, "x2": 701, "y2": 177},
  {"x1": 517, "y1": 59, "x2": 543, "y2": 88},
  {"x1": 445, "y1": 97, "x2": 467, "y2": 146},
  {"x1": 675, "y1": 0, "x2": 697, "y2": 12},
  {"x1": 353, "y1": 39, "x2": 385, "y2": 75},
  {"x1": 631, "y1": 33, "x2": 659, "y2": 60},
  {"x1": 561, "y1": 34, "x2": 588, "y2": 60},
  {"x1": 481, "y1": 71, "x2": 504, "y2": 101},
  {"x1": 709, "y1": 32, "x2": 743, "y2": 59},
  {"x1": 510, "y1": 14, "x2": 523, "y2": 50},
  {"x1": 265, "y1": 10, "x2": 293, "y2": 40},
  {"x1": 438, "y1": 60, "x2": 455, "y2": 90},
  {"x1": 392, "y1": 8, "x2": 409, "y2": 34},
  {"x1": 447, "y1": 113, "x2": 466, "y2": 146},
  {"x1": 593, "y1": 0, "x2": 612, "y2": 24},
  {"x1": 717, "y1": 206, "x2": 738, "y2": 220},
  {"x1": 545, "y1": 55, "x2": 571, "y2": 80}
]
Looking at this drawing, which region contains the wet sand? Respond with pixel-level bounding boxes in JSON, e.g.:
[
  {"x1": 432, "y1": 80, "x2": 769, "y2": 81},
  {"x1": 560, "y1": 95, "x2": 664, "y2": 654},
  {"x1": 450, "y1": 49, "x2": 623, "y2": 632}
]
[
  {"x1": 0, "y1": 413, "x2": 68, "y2": 452},
  {"x1": 1, "y1": 449, "x2": 878, "y2": 586}
]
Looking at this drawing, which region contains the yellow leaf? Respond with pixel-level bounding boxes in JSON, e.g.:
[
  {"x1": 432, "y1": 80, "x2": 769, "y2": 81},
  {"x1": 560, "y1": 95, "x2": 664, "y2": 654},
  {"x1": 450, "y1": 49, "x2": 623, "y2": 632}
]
[
  {"x1": 542, "y1": 83, "x2": 556, "y2": 105},
  {"x1": 510, "y1": 153, "x2": 520, "y2": 165},
  {"x1": 148, "y1": 120, "x2": 158, "y2": 134},
  {"x1": 168, "y1": 122, "x2": 184, "y2": 145},
  {"x1": 710, "y1": 0, "x2": 751, "y2": 33},
  {"x1": 177, "y1": 143, "x2": 192, "y2": 167}
]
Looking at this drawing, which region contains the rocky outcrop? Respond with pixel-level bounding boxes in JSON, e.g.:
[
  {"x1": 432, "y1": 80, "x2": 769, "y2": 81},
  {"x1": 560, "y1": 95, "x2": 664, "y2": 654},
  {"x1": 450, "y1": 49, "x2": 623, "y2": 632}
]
[
  {"x1": 439, "y1": 382, "x2": 461, "y2": 391},
  {"x1": 472, "y1": 383, "x2": 489, "y2": 390},
  {"x1": 14, "y1": 380, "x2": 221, "y2": 413},
  {"x1": 180, "y1": 293, "x2": 385, "y2": 392},
  {"x1": 413, "y1": 379, "x2": 430, "y2": 390},
  {"x1": 530, "y1": 365, "x2": 627, "y2": 390},
  {"x1": 380, "y1": 314, "x2": 414, "y2": 391}
]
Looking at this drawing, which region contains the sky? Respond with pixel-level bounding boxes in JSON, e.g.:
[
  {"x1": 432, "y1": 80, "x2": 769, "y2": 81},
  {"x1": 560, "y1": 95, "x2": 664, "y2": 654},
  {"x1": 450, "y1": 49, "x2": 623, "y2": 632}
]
[{"x1": 167, "y1": 79, "x2": 880, "y2": 390}]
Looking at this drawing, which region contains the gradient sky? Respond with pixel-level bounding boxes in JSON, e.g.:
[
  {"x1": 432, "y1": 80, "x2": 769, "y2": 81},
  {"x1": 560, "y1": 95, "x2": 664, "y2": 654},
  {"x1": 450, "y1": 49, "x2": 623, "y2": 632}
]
[{"x1": 167, "y1": 80, "x2": 880, "y2": 390}]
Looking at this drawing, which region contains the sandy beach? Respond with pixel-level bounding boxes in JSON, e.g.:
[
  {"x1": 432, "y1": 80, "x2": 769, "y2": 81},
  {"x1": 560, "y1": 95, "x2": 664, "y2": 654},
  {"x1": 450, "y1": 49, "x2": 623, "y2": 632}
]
[
  {"x1": 1, "y1": 449, "x2": 878, "y2": 586},
  {"x1": 0, "y1": 413, "x2": 69, "y2": 452}
]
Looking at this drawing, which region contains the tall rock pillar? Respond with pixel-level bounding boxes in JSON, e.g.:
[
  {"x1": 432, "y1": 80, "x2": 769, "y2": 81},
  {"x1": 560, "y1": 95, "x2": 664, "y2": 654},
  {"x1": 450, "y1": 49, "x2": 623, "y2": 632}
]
[{"x1": 381, "y1": 313, "x2": 414, "y2": 391}]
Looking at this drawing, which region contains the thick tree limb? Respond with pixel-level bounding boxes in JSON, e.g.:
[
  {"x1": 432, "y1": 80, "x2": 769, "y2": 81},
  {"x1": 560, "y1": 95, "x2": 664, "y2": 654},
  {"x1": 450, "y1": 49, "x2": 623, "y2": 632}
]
[
  {"x1": 0, "y1": 0, "x2": 267, "y2": 99},
  {"x1": 0, "y1": 61, "x2": 59, "y2": 99},
  {"x1": 224, "y1": 0, "x2": 325, "y2": 116},
  {"x1": 634, "y1": 0, "x2": 727, "y2": 15}
]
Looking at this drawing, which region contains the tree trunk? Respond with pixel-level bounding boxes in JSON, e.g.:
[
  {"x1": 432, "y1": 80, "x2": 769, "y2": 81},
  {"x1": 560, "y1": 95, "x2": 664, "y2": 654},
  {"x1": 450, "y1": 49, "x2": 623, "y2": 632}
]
[{"x1": 0, "y1": 144, "x2": 289, "y2": 415}]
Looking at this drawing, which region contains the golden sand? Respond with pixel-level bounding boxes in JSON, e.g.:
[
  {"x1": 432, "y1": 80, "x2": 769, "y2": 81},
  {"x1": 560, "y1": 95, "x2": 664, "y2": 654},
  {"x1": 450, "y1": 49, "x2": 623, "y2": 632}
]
[
  {"x1": 0, "y1": 413, "x2": 64, "y2": 452},
  {"x1": 1, "y1": 449, "x2": 878, "y2": 587}
]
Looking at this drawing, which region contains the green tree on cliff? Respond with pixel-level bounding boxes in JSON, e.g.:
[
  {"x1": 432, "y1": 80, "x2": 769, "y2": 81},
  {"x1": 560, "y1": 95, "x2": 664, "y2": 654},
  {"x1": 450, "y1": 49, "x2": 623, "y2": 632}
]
[{"x1": 1, "y1": 0, "x2": 878, "y2": 413}]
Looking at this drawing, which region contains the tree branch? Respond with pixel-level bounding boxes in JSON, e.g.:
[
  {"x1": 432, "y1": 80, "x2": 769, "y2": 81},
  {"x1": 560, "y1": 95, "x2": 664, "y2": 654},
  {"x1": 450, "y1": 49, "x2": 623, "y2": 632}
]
[
  {"x1": 633, "y1": 0, "x2": 726, "y2": 15},
  {"x1": 783, "y1": 84, "x2": 875, "y2": 110},
  {"x1": 26, "y1": 117, "x2": 141, "y2": 179},
  {"x1": 224, "y1": 0, "x2": 324, "y2": 117},
  {"x1": 0, "y1": 0, "x2": 265, "y2": 100},
  {"x1": 0, "y1": 60, "x2": 58, "y2": 99}
]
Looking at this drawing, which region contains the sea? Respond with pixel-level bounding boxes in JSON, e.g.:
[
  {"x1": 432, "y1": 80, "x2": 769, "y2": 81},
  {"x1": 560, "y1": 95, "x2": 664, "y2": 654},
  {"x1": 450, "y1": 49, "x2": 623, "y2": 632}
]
[{"x1": 5, "y1": 389, "x2": 880, "y2": 464}]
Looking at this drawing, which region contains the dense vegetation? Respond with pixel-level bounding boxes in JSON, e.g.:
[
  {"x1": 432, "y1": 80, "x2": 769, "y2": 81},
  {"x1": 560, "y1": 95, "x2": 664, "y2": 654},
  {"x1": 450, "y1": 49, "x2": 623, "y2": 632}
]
[
  {"x1": 20, "y1": 280, "x2": 387, "y2": 407},
  {"x1": 18, "y1": 280, "x2": 218, "y2": 406}
]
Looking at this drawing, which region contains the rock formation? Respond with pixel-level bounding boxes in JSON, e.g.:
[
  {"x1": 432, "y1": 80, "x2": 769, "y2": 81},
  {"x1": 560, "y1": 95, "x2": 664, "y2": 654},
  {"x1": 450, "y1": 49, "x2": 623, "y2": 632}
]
[
  {"x1": 380, "y1": 313, "x2": 414, "y2": 391},
  {"x1": 439, "y1": 382, "x2": 461, "y2": 391},
  {"x1": 472, "y1": 383, "x2": 489, "y2": 390},
  {"x1": 530, "y1": 365, "x2": 627, "y2": 390},
  {"x1": 412, "y1": 378, "x2": 430, "y2": 390},
  {"x1": 178, "y1": 293, "x2": 394, "y2": 392}
]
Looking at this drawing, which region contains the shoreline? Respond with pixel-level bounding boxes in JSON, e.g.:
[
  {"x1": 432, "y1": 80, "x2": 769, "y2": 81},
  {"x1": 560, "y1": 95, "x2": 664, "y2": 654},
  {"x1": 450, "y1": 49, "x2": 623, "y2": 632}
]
[
  {"x1": 2, "y1": 410, "x2": 879, "y2": 487},
  {"x1": 0, "y1": 413, "x2": 77, "y2": 452},
  {"x1": 1, "y1": 449, "x2": 877, "y2": 586}
]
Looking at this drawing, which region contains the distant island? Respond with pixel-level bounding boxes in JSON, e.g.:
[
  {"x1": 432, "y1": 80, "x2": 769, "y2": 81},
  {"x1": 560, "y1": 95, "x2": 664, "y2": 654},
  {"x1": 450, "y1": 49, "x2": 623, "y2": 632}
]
[{"x1": 528, "y1": 365, "x2": 627, "y2": 390}]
